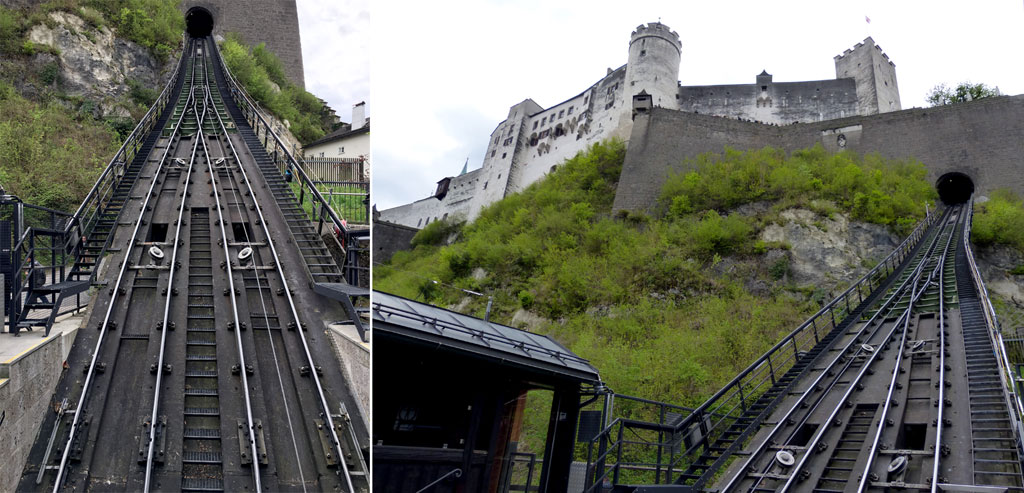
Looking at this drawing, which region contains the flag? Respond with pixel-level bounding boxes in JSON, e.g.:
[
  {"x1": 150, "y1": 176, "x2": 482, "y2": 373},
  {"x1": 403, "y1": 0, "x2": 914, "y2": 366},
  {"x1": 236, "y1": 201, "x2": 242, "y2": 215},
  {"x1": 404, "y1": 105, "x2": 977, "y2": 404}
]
[{"x1": 865, "y1": 16, "x2": 871, "y2": 23}]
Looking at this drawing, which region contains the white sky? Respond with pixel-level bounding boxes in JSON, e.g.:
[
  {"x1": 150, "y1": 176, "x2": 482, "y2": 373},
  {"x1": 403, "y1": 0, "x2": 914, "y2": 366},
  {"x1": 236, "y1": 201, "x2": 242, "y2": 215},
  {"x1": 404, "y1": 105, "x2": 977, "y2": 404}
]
[
  {"x1": 372, "y1": 0, "x2": 1024, "y2": 210},
  {"x1": 296, "y1": 0, "x2": 370, "y2": 124}
]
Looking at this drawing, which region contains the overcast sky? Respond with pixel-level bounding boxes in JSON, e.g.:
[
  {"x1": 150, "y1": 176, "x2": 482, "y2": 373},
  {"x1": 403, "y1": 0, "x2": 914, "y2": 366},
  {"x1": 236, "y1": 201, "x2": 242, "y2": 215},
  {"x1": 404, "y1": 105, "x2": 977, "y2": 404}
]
[
  {"x1": 296, "y1": 0, "x2": 370, "y2": 124},
  {"x1": 372, "y1": 0, "x2": 1024, "y2": 210}
]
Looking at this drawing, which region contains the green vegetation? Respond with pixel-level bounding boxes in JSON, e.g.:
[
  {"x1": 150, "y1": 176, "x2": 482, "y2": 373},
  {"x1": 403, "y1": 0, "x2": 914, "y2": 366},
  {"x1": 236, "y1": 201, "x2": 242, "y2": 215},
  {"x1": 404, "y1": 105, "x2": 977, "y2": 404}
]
[
  {"x1": 972, "y1": 189, "x2": 1024, "y2": 252},
  {"x1": 0, "y1": 81, "x2": 119, "y2": 211},
  {"x1": 927, "y1": 81, "x2": 999, "y2": 106},
  {"x1": 0, "y1": 1, "x2": 182, "y2": 61},
  {"x1": 288, "y1": 179, "x2": 369, "y2": 224},
  {"x1": 219, "y1": 34, "x2": 330, "y2": 144},
  {"x1": 375, "y1": 140, "x2": 937, "y2": 454},
  {"x1": 660, "y1": 145, "x2": 936, "y2": 235}
]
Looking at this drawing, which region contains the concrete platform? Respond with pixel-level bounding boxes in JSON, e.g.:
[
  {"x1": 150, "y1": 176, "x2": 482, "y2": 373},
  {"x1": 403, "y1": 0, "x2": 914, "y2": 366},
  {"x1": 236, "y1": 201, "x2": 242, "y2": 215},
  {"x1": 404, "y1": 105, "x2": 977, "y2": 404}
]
[{"x1": 0, "y1": 312, "x2": 83, "y2": 493}]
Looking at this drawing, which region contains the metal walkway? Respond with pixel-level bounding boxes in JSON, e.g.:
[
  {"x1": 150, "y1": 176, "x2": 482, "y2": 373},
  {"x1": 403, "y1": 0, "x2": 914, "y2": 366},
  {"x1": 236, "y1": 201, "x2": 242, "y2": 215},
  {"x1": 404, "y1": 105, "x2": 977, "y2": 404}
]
[{"x1": 16, "y1": 36, "x2": 368, "y2": 492}]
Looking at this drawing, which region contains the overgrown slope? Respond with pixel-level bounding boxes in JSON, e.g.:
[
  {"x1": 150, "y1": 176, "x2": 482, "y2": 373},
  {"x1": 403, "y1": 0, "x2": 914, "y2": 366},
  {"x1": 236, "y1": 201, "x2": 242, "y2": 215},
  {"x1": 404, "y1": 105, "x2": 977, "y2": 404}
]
[
  {"x1": 0, "y1": 1, "x2": 181, "y2": 211},
  {"x1": 374, "y1": 140, "x2": 938, "y2": 451}
]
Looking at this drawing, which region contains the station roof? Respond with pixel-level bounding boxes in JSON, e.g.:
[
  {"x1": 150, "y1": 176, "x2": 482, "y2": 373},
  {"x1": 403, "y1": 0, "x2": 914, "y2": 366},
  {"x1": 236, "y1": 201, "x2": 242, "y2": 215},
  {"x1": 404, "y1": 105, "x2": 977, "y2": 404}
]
[{"x1": 373, "y1": 291, "x2": 601, "y2": 384}]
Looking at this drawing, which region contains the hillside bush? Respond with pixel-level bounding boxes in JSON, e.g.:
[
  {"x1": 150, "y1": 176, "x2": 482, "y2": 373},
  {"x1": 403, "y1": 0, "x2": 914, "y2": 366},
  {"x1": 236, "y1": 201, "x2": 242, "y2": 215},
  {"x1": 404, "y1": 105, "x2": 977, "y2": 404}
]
[
  {"x1": 659, "y1": 145, "x2": 936, "y2": 234},
  {"x1": 219, "y1": 34, "x2": 329, "y2": 144},
  {"x1": 972, "y1": 190, "x2": 1024, "y2": 252},
  {"x1": 0, "y1": 81, "x2": 119, "y2": 211}
]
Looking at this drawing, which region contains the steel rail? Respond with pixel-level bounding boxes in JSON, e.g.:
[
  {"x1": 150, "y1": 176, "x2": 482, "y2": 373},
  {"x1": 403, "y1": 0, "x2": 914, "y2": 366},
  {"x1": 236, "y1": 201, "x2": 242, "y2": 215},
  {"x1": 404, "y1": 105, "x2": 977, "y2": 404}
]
[
  {"x1": 205, "y1": 39, "x2": 356, "y2": 490},
  {"x1": 204, "y1": 108, "x2": 308, "y2": 492},
  {"x1": 929, "y1": 207, "x2": 953, "y2": 492},
  {"x1": 778, "y1": 205, "x2": 961, "y2": 493},
  {"x1": 142, "y1": 43, "x2": 211, "y2": 492},
  {"x1": 723, "y1": 206, "x2": 955, "y2": 492},
  {"x1": 193, "y1": 38, "x2": 265, "y2": 491},
  {"x1": 49, "y1": 38, "x2": 198, "y2": 493},
  {"x1": 853, "y1": 207, "x2": 959, "y2": 493}
]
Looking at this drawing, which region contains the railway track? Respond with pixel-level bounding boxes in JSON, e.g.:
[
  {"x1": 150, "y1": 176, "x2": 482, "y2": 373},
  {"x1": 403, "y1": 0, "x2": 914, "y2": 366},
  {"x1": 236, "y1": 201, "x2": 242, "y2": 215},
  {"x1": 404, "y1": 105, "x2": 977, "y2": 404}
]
[
  {"x1": 19, "y1": 36, "x2": 368, "y2": 492},
  {"x1": 710, "y1": 203, "x2": 1024, "y2": 492}
]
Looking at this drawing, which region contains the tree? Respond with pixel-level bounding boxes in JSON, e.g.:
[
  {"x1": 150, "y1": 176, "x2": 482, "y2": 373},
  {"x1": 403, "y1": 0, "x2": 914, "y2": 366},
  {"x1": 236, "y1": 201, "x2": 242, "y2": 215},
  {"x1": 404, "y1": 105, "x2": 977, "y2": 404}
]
[{"x1": 926, "y1": 82, "x2": 999, "y2": 106}]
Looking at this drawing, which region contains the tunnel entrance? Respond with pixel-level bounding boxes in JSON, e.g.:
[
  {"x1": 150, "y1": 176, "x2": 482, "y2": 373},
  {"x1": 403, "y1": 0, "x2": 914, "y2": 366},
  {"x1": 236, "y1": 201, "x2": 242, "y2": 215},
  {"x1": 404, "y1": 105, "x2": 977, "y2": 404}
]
[
  {"x1": 936, "y1": 172, "x2": 975, "y2": 204},
  {"x1": 186, "y1": 7, "x2": 213, "y2": 38}
]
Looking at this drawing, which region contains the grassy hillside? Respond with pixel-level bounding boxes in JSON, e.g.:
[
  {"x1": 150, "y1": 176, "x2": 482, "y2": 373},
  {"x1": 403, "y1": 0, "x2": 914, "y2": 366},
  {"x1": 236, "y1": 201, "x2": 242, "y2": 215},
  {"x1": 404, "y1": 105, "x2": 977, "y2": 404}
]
[
  {"x1": 219, "y1": 34, "x2": 331, "y2": 144},
  {"x1": 0, "y1": 1, "x2": 181, "y2": 211},
  {"x1": 374, "y1": 140, "x2": 937, "y2": 452}
]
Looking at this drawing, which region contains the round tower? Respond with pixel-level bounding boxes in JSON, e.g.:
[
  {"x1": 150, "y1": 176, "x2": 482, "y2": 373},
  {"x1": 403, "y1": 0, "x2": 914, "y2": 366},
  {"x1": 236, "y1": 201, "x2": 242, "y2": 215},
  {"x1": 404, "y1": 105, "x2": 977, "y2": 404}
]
[{"x1": 624, "y1": 22, "x2": 682, "y2": 110}]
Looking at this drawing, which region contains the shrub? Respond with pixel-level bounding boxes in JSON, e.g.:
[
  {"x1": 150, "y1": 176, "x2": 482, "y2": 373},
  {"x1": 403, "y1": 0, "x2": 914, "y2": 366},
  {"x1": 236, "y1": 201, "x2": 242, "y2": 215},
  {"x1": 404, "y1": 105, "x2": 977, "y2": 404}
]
[
  {"x1": 972, "y1": 190, "x2": 1024, "y2": 252},
  {"x1": 219, "y1": 34, "x2": 330, "y2": 144}
]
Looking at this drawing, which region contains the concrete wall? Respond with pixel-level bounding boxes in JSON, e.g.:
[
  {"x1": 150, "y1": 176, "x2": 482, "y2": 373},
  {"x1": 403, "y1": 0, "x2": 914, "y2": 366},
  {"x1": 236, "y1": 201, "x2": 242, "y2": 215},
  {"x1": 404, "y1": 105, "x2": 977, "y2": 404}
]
[
  {"x1": 373, "y1": 220, "x2": 418, "y2": 264},
  {"x1": 181, "y1": 0, "x2": 305, "y2": 87},
  {"x1": 613, "y1": 95, "x2": 1024, "y2": 213},
  {"x1": 329, "y1": 325, "x2": 369, "y2": 430},
  {"x1": 0, "y1": 328, "x2": 78, "y2": 492}
]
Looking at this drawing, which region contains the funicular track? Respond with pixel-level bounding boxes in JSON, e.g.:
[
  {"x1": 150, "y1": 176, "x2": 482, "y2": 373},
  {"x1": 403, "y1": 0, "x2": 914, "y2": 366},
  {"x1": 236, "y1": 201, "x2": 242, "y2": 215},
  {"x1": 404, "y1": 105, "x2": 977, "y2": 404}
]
[
  {"x1": 17, "y1": 36, "x2": 368, "y2": 493},
  {"x1": 586, "y1": 201, "x2": 1024, "y2": 493}
]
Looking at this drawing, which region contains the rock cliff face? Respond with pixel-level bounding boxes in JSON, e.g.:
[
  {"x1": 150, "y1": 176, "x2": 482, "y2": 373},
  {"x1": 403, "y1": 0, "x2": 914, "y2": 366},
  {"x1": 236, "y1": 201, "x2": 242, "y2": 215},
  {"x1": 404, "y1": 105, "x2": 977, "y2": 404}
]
[
  {"x1": 760, "y1": 208, "x2": 900, "y2": 290},
  {"x1": 27, "y1": 11, "x2": 169, "y2": 117}
]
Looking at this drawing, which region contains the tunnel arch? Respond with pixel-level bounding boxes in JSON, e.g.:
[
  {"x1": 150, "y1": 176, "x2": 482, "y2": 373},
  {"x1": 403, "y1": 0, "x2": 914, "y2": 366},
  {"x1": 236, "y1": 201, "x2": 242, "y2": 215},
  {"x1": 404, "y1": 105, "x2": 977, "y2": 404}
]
[
  {"x1": 936, "y1": 172, "x2": 975, "y2": 204},
  {"x1": 185, "y1": 7, "x2": 214, "y2": 38}
]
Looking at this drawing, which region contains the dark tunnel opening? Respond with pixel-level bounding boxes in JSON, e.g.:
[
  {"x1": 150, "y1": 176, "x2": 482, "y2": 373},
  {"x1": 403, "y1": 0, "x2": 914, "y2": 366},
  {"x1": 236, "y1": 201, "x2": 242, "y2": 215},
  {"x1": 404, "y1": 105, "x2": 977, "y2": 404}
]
[
  {"x1": 936, "y1": 172, "x2": 975, "y2": 204},
  {"x1": 186, "y1": 7, "x2": 214, "y2": 38}
]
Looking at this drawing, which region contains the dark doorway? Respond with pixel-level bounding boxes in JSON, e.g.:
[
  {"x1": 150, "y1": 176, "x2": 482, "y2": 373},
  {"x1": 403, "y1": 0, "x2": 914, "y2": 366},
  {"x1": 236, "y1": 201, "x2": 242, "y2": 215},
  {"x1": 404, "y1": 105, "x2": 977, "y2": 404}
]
[
  {"x1": 186, "y1": 7, "x2": 214, "y2": 38},
  {"x1": 936, "y1": 172, "x2": 974, "y2": 204}
]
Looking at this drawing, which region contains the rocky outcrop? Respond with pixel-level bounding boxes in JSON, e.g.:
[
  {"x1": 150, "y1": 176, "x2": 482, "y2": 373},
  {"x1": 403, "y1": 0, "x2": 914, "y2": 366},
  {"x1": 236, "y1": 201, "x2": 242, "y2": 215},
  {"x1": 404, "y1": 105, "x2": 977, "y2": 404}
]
[
  {"x1": 975, "y1": 244, "x2": 1024, "y2": 305},
  {"x1": 760, "y1": 208, "x2": 901, "y2": 289},
  {"x1": 27, "y1": 12, "x2": 168, "y2": 117}
]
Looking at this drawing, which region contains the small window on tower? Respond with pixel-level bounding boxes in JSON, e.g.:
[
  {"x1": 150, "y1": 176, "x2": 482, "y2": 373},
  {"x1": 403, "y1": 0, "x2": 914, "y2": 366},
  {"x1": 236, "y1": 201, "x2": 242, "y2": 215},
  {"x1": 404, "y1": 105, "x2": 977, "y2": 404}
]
[
  {"x1": 640, "y1": 50, "x2": 646, "y2": 57},
  {"x1": 761, "y1": 86, "x2": 767, "y2": 91}
]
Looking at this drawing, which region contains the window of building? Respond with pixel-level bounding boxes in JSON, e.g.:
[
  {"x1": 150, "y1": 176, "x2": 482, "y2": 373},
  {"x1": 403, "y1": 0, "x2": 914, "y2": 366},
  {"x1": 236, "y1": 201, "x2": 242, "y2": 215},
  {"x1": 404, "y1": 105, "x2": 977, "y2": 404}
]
[
  {"x1": 320, "y1": 152, "x2": 325, "y2": 157},
  {"x1": 503, "y1": 137, "x2": 513, "y2": 146},
  {"x1": 501, "y1": 152, "x2": 507, "y2": 159},
  {"x1": 541, "y1": 117, "x2": 547, "y2": 126},
  {"x1": 559, "y1": 110, "x2": 564, "y2": 118},
  {"x1": 640, "y1": 49, "x2": 646, "y2": 57},
  {"x1": 338, "y1": 146, "x2": 345, "y2": 154},
  {"x1": 533, "y1": 121, "x2": 538, "y2": 130},
  {"x1": 539, "y1": 129, "x2": 550, "y2": 139},
  {"x1": 497, "y1": 174, "x2": 501, "y2": 179},
  {"x1": 568, "y1": 106, "x2": 574, "y2": 115},
  {"x1": 491, "y1": 150, "x2": 496, "y2": 157},
  {"x1": 584, "y1": 96, "x2": 589, "y2": 104},
  {"x1": 443, "y1": 213, "x2": 448, "y2": 220},
  {"x1": 417, "y1": 218, "x2": 422, "y2": 227},
  {"x1": 483, "y1": 181, "x2": 488, "y2": 190}
]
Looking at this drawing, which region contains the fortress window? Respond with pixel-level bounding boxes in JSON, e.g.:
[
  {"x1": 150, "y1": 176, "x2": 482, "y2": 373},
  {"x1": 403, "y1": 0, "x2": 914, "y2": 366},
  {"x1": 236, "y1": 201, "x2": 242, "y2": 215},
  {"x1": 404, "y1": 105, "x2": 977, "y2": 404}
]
[
  {"x1": 502, "y1": 152, "x2": 507, "y2": 159},
  {"x1": 542, "y1": 117, "x2": 547, "y2": 125},
  {"x1": 498, "y1": 174, "x2": 501, "y2": 179},
  {"x1": 483, "y1": 181, "x2": 488, "y2": 190},
  {"x1": 417, "y1": 218, "x2": 422, "y2": 227},
  {"x1": 761, "y1": 86, "x2": 767, "y2": 91},
  {"x1": 559, "y1": 110, "x2": 564, "y2": 118},
  {"x1": 491, "y1": 150, "x2": 495, "y2": 157},
  {"x1": 568, "y1": 106, "x2": 574, "y2": 114},
  {"x1": 584, "y1": 96, "x2": 589, "y2": 104},
  {"x1": 640, "y1": 49, "x2": 646, "y2": 57},
  {"x1": 533, "y1": 121, "x2": 538, "y2": 130}
]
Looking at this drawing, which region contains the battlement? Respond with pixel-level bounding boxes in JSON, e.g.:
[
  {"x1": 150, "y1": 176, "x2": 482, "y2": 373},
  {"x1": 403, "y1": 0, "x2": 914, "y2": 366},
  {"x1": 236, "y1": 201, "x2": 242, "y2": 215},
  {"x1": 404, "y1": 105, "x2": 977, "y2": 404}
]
[
  {"x1": 630, "y1": 22, "x2": 682, "y2": 51},
  {"x1": 834, "y1": 37, "x2": 895, "y2": 67}
]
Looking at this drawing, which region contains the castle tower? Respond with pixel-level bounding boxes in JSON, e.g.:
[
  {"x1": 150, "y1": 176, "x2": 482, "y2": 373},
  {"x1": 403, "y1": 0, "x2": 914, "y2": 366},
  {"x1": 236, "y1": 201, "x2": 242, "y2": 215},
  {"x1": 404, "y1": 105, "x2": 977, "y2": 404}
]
[
  {"x1": 834, "y1": 37, "x2": 900, "y2": 115},
  {"x1": 624, "y1": 22, "x2": 682, "y2": 110}
]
